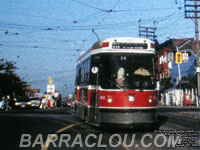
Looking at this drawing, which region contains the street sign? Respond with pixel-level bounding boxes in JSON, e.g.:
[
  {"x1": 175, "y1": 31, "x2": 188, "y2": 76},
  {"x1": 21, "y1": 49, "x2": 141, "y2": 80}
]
[
  {"x1": 197, "y1": 67, "x2": 200, "y2": 73},
  {"x1": 182, "y1": 53, "x2": 188, "y2": 62},
  {"x1": 168, "y1": 52, "x2": 174, "y2": 62},
  {"x1": 175, "y1": 52, "x2": 182, "y2": 64},
  {"x1": 47, "y1": 84, "x2": 55, "y2": 93},
  {"x1": 35, "y1": 93, "x2": 43, "y2": 98}
]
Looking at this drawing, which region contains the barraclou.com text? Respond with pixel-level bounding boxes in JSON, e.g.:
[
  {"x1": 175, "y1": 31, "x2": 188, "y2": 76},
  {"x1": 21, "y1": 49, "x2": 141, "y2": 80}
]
[{"x1": 19, "y1": 133, "x2": 181, "y2": 148}]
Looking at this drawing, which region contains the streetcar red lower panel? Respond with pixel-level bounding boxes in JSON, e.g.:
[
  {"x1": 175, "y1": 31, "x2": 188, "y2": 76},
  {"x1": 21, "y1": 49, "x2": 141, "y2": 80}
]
[
  {"x1": 97, "y1": 89, "x2": 157, "y2": 126},
  {"x1": 76, "y1": 88, "x2": 157, "y2": 127}
]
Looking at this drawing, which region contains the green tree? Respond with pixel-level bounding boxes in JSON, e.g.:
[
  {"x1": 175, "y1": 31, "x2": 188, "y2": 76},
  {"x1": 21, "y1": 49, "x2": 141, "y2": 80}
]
[
  {"x1": 176, "y1": 75, "x2": 196, "y2": 89},
  {"x1": 0, "y1": 59, "x2": 27, "y2": 98},
  {"x1": 160, "y1": 77, "x2": 173, "y2": 92}
]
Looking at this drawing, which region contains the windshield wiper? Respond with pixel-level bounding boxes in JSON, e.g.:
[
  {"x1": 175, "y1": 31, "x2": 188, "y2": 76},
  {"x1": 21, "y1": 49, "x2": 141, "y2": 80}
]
[{"x1": 104, "y1": 78, "x2": 127, "y2": 91}]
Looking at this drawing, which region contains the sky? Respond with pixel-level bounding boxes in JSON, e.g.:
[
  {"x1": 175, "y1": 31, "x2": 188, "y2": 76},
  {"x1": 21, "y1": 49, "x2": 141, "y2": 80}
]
[{"x1": 0, "y1": 0, "x2": 197, "y2": 97}]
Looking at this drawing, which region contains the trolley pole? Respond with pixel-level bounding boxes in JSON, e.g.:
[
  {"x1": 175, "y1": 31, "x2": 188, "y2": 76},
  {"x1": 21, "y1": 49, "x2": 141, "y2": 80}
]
[{"x1": 185, "y1": 0, "x2": 200, "y2": 107}]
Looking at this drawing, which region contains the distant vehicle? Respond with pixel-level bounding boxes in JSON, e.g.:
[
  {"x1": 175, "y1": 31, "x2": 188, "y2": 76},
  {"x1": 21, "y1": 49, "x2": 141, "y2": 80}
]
[
  {"x1": 63, "y1": 94, "x2": 74, "y2": 107},
  {"x1": 62, "y1": 100, "x2": 70, "y2": 107},
  {"x1": 14, "y1": 96, "x2": 30, "y2": 109},
  {"x1": 67, "y1": 100, "x2": 72, "y2": 107},
  {"x1": 27, "y1": 97, "x2": 41, "y2": 108}
]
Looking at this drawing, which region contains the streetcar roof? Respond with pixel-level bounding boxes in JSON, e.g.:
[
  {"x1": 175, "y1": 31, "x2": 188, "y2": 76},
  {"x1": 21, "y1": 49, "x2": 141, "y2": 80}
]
[{"x1": 78, "y1": 37, "x2": 155, "y2": 62}]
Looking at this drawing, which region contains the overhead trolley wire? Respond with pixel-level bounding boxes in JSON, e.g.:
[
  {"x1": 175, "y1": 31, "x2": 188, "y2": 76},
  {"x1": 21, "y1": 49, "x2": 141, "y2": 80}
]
[{"x1": 0, "y1": 43, "x2": 81, "y2": 52}]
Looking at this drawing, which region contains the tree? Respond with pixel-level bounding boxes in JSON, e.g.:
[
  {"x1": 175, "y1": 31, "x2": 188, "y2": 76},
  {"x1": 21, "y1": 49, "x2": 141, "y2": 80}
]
[
  {"x1": 0, "y1": 59, "x2": 27, "y2": 98},
  {"x1": 159, "y1": 77, "x2": 173, "y2": 92},
  {"x1": 176, "y1": 75, "x2": 196, "y2": 89}
]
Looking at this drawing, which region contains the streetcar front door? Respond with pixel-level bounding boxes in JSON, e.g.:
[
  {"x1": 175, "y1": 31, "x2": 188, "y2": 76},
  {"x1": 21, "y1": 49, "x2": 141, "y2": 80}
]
[{"x1": 90, "y1": 91, "x2": 99, "y2": 124}]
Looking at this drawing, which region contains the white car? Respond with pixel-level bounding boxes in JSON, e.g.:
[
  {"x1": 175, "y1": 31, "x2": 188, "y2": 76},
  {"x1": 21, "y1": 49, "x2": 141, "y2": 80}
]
[{"x1": 27, "y1": 97, "x2": 41, "y2": 108}]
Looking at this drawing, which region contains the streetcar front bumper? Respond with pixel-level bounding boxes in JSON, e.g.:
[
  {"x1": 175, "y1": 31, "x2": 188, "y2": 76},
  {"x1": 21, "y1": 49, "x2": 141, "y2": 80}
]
[{"x1": 99, "y1": 108, "x2": 157, "y2": 128}]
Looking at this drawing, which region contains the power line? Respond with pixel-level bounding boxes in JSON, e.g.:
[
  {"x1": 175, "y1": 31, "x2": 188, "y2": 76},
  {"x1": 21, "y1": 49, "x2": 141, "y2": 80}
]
[
  {"x1": 71, "y1": 0, "x2": 105, "y2": 11},
  {"x1": 0, "y1": 12, "x2": 181, "y2": 33},
  {"x1": 0, "y1": 9, "x2": 68, "y2": 23},
  {"x1": 97, "y1": 0, "x2": 120, "y2": 24},
  {"x1": 157, "y1": 13, "x2": 184, "y2": 37},
  {"x1": 110, "y1": 7, "x2": 183, "y2": 12},
  {"x1": 0, "y1": 43, "x2": 81, "y2": 52}
]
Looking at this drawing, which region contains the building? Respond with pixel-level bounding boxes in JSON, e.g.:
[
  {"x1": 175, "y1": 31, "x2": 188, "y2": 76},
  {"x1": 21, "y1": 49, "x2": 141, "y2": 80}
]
[
  {"x1": 157, "y1": 38, "x2": 195, "y2": 81},
  {"x1": 25, "y1": 85, "x2": 40, "y2": 97}
]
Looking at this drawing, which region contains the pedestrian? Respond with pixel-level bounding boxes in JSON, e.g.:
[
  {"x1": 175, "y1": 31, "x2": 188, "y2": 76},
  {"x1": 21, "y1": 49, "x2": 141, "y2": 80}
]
[
  {"x1": 47, "y1": 93, "x2": 51, "y2": 108},
  {"x1": 5, "y1": 95, "x2": 11, "y2": 111},
  {"x1": 54, "y1": 90, "x2": 59, "y2": 107},
  {"x1": 41, "y1": 95, "x2": 47, "y2": 109}
]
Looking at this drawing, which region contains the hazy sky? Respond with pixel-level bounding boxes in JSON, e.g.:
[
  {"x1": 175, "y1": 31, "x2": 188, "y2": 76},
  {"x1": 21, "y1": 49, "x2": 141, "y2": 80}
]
[{"x1": 0, "y1": 0, "x2": 196, "y2": 97}]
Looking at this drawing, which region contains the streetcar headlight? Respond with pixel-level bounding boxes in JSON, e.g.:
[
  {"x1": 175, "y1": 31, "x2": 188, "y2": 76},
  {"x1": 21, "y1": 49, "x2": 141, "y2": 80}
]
[
  {"x1": 107, "y1": 96, "x2": 112, "y2": 103},
  {"x1": 148, "y1": 95, "x2": 153, "y2": 103},
  {"x1": 108, "y1": 98, "x2": 112, "y2": 103},
  {"x1": 128, "y1": 95, "x2": 134, "y2": 102}
]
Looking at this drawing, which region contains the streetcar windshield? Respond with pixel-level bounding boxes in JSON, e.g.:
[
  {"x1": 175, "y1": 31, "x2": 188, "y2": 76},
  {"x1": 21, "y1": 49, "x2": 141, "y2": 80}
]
[{"x1": 100, "y1": 53, "x2": 155, "y2": 90}]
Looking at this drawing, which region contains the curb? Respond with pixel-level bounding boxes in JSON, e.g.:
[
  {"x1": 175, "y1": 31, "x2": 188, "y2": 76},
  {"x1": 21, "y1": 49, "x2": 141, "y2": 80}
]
[
  {"x1": 157, "y1": 113, "x2": 200, "y2": 130},
  {"x1": 158, "y1": 107, "x2": 200, "y2": 112}
]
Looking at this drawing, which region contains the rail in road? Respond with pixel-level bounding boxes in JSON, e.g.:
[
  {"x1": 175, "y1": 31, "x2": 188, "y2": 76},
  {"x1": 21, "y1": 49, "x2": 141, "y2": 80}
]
[{"x1": 0, "y1": 107, "x2": 199, "y2": 150}]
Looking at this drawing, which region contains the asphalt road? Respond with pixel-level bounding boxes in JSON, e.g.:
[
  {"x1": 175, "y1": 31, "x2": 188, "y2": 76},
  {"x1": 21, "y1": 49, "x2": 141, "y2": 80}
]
[{"x1": 0, "y1": 107, "x2": 199, "y2": 150}]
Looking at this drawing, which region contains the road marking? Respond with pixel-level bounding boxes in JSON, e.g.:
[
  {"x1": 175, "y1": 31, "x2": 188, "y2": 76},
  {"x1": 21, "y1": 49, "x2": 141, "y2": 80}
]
[
  {"x1": 41, "y1": 122, "x2": 82, "y2": 150},
  {"x1": 55, "y1": 122, "x2": 81, "y2": 134},
  {"x1": 111, "y1": 137, "x2": 131, "y2": 150}
]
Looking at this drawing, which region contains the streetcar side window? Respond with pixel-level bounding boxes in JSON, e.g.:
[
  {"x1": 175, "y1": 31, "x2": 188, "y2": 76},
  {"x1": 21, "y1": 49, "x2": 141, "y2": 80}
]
[
  {"x1": 85, "y1": 58, "x2": 91, "y2": 84},
  {"x1": 81, "y1": 63, "x2": 84, "y2": 83},
  {"x1": 76, "y1": 57, "x2": 91, "y2": 86},
  {"x1": 75, "y1": 65, "x2": 81, "y2": 86}
]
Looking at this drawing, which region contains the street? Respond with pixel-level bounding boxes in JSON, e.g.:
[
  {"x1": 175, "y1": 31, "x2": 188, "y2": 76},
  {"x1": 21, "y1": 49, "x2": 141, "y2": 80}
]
[{"x1": 0, "y1": 107, "x2": 199, "y2": 150}]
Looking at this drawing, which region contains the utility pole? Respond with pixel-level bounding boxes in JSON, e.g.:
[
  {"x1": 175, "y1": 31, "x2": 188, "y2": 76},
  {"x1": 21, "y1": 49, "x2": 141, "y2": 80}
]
[
  {"x1": 138, "y1": 20, "x2": 157, "y2": 42},
  {"x1": 184, "y1": 0, "x2": 200, "y2": 107}
]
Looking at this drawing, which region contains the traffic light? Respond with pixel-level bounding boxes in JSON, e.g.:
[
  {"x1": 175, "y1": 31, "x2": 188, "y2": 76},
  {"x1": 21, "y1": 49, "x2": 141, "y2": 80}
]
[{"x1": 176, "y1": 52, "x2": 182, "y2": 64}]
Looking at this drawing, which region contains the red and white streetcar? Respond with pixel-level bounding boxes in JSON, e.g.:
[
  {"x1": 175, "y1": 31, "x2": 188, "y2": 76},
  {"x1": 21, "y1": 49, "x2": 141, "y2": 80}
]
[{"x1": 75, "y1": 37, "x2": 157, "y2": 127}]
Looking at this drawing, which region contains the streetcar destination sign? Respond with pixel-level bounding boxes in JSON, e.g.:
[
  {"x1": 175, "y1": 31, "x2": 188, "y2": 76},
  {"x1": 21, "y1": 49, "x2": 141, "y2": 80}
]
[{"x1": 112, "y1": 42, "x2": 148, "y2": 49}]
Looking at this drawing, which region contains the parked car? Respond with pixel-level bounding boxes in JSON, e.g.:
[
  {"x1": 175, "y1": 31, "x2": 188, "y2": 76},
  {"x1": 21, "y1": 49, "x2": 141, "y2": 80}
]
[
  {"x1": 14, "y1": 96, "x2": 30, "y2": 109},
  {"x1": 27, "y1": 97, "x2": 41, "y2": 108}
]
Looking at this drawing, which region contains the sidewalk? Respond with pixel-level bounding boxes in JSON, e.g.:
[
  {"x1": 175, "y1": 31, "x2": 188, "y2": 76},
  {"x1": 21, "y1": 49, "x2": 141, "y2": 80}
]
[
  {"x1": 158, "y1": 105, "x2": 200, "y2": 110},
  {"x1": 157, "y1": 106, "x2": 200, "y2": 130},
  {"x1": 161, "y1": 111, "x2": 200, "y2": 120}
]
